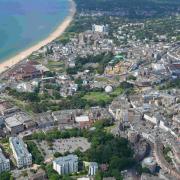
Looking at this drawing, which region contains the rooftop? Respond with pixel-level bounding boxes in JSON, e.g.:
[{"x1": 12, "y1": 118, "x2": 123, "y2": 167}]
[
  {"x1": 75, "y1": 115, "x2": 89, "y2": 122},
  {"x1": 0, "y1": 148, "x2": 9, "y2": 164},
  {"x1": 54, "y1": 154, "x2": 78, "y2": 165},
  {"x1": 9, "y1": 137, "x2": 31, "y2": 158},
  {"x1": 5, "y1": 116, "x2": 23, "y2": 128}
]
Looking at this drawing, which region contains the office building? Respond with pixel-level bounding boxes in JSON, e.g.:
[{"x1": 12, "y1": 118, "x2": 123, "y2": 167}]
[
  {"x1": 0, "y1": 148, "x2": 10, "y2": 173},
  {"x1": 9, "y1": 137, "x2": 32, "y2": 168},
  {"x1": 53, "y1": 154, "x2": 78, "y2": 175}
]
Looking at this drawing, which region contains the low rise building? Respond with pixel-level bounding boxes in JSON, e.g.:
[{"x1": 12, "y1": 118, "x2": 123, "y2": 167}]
[
  {"x1": 53, "y1": 154, "x2": 78, "y2": 175},
  {"x1": 35, "y1": 112, "x2": 54, "y2": 129},
  {"x1": 5, "y1": 116, "x2": 24, "y2": 134},
  {"x1": 142, "y1": 157, "x2": 157, "y2": 173},
  {"x1": 9, "y1": 137, "x2": 32, "y2": 168},
  {"x1": 75, "y1": 115, "x2": 92, "y2": 128}
]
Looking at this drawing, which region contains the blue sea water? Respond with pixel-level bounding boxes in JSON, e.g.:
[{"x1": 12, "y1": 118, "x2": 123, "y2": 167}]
[{"x1": 0, "y1": 0, "x2": 69, "y2": 62}]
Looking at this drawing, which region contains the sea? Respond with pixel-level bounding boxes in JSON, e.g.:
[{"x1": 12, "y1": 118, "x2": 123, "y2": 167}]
[{"x1": 0, "y1": 0, "x2": 69, "y2": 62}]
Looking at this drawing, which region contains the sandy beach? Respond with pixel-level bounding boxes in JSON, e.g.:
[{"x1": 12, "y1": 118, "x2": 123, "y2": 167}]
[{"x1": 0, "y1": 0, "x2": 76, "y2": 74}]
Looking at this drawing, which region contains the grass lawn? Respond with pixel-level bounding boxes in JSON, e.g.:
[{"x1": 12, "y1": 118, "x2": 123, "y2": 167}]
[
  {"x1": 111, "y1": 87, "x2": 124, "y2": 96},
  {"x1": 46, "y1": 60, "x2": 65, "y2": 73},
  {"x1": 83, "y1": 92, "x2": 112, "y2": 103},
  {"x1": 0, "y1": 140, "x2": 12, "y2": 155}
]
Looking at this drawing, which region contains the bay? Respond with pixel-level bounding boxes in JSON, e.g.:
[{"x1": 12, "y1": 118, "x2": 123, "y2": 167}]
[{"x1": 0, "y1": 0, "x2": 69, "y2": 62}]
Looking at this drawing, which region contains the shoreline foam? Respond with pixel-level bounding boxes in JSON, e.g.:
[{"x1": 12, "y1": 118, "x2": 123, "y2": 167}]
[{"x1": 0, "y1": 0, "x2": 76, "y2": 74}]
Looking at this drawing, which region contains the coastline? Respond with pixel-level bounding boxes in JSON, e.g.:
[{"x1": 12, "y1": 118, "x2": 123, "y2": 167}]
[{"x1": 0, "y1": 0, "x2": 76, "y2": 74}]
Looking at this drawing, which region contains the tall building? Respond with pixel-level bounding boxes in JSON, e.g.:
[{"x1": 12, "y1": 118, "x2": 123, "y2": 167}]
[
  {"x1": 0, "y1": 148, "x2": 10, "y2": 173},
  {"x1": 88, "y1": 162, "x2": 98, "y2": 176},
  {"x1": 9, "y1": 137, "x2": 32, "y2": 168},
  {"x1": 92, "y1": 24, "x2": 109, "y2": 33},
  {"x1": 53, "y1": 154, "x2": 78, "y2": 175}
]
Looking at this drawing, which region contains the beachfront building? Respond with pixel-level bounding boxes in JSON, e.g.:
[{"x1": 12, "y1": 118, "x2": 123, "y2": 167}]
[
  {"x1": 0, "y1": 148, "x2": 10, "y2": 173},
  {"x1": 53, "y1": 154, "x2": 78, "y2": 175},
  {"x1": 9, "y1": 137, "x2": 32, "y2": 168}
]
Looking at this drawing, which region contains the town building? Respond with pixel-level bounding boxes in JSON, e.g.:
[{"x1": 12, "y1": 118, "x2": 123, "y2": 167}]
[
  {"x1": 9, "y1": 137, "x2": 32, "y2": 168},
  {"x1": 5, "y1": 116, "x2": 24, "y2": 134},
  {"x1": 35, "y1": 112, "x2": 55, "y2": 129},
  {"x1": 88, "y1": 162, "x2": 98, "y2": 176},
  {"x1": 0, "y1": 148, "x2": 10, "y2": 173},
  {"x1": 142, "y1": 157, "x2": 157, "y2": 173},
  {"x1": 92, "y1": 24, "x2": 109, "y2": 34},
  {"x1": 53, "y1": 154, "x2": 78, "y2": 175},
  {"x1": 0, "y1": 116, "x2": 4, "y2": 126},
  {"x1": 75, "y1": 115, "x2": 92, "y2": 128}
]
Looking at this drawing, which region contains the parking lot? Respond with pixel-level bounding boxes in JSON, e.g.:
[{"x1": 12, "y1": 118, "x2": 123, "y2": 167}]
[{"x1": 38, "y1": 137, "x2": 91, "y2": 160}]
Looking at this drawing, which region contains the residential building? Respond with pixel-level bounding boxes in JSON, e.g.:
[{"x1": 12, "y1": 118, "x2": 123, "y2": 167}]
[
  {"x1": 0, "y1": 148, "x2": 10, "y2": 173},
  {"x1": 92, "y1": 24, "x2": 109, "y2": 33},
  {"x1": 9, "y1": 137, "x2": 32, "y2": 168},
  {"x1": 88, "y1": 162, "x2": 98, "y2": 176},
  {"x1": 53, "y1": 154, "x2": 78, "y2": 175}
]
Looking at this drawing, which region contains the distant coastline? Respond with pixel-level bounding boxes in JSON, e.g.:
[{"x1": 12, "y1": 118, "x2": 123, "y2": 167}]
[{"x1": 0, "y1": 0, "x2": 76, "y2": 74}]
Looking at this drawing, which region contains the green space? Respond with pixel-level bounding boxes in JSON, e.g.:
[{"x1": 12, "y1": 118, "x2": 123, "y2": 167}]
[
  {"x1": 66, "y1": 53, "x2": 113, "y2": 75},
  {"x1": 5, "y1": 81, "x2": 134, "y2": 113},
  {"x1": 158, "y1": 79, "x2": 180, "y2": 90},
  {"x1": 75, "y1": 0, "x2": 180, "y2": 19},
  {"x1": 43, "y1": 164, "x2": 73, "y2": 180},
  {"x1": 46, "y1": 60, "x2": 65, "y2": 73},
  {"x1": 0, "y1": 171, "x2": 13, "y2": 180},
  {"x1": 163, "y1": 146, "x2": 172, "y2": 163},
  {"x1": 83, "y1": 92, "x2": 112, "y2": 104},
  {"x1": 25, "y1": 128, "x2": 84, "y2": 142},
  {"x1": 111, "y1": 87, "x2": 124, "y2": 97},
  {"x1": 26, "y1": 141, "x2": 44, "y2": 164},
  {"x1": 56, "y1": 32, "x2": 76, "y2": 45},
  {"x1": 26, "y1": 119, "x2": 136, "y2": 180}
]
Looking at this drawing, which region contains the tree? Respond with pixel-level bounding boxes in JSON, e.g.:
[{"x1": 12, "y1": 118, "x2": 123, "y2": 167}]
[
  {"x1": 26, "y1": 141, "x2": 44, "y2": 164},
  {"x1": 111, "y1": 169, "x2": 123, "y2": 180},
  {"x1": 54, "y1": 152, "x2": 62, "y2": 158},
  {"x1": 0, "y1": 171, "x2": 12, "y2": 180},
  {"x1": 95, "y1": 171, "x2": 102, "y2": 180},
  {"x1": 46, "y1": 164, "x2": 61, "y2": 180}
]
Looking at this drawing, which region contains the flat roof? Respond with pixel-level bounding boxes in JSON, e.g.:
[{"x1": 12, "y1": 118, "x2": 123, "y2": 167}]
[
  {"x1": 75, "y1": 116, "x2": 89, "y2": 122},
  {"x1": 0, "y1": 148, "x2": 9, "y2": 163},
  {"x1": 54, "y1": 154, "x2": 78, "y2": 165},
  {"x1": 5, "y1": 116, "x2": 22, "y2": 127},
  {"x1": 9, "y1": 137, "x2": 31, "y2": 158}
]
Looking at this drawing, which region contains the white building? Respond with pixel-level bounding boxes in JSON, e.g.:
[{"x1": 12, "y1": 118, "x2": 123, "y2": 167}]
[
  {"x1": 92, "y1": 24, "x2": 109, "y2": 33},
  {"x1": 142, "y1": 157, "x2": 156, "y2": 173},
  {"x1": 53, "y1": 154, "x2": 78, "y2": 175},
  {"x1": 88, "y1": 162, "x2": 98, "y2": 176},
  {"x1": 9, "y1": 137, "x2": 32, "y2": 168},
  {"x1": 0, "y1": 148, "x2": 10, "y2": 173},
  {"x1": 75, "y1": 115, "x2": 89, "y2": 123}
]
